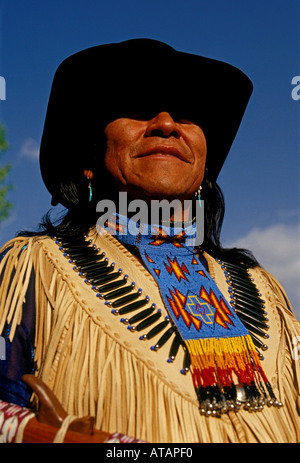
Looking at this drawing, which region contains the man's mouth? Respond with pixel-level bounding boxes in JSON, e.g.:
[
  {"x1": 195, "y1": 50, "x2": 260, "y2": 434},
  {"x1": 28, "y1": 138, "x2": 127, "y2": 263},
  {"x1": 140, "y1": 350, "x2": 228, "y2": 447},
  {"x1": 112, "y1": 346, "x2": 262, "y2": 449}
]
[{"x1": 137, "y1": 145, "x2": 188, "y2": 161}]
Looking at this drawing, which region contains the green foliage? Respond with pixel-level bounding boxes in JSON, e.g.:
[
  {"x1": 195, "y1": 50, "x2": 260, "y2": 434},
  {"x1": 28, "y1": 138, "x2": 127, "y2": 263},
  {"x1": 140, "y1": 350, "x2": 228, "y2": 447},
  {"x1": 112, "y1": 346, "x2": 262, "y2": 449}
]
[{"x1": 0, "y1": 124, "x2": 13, "y2": 224}]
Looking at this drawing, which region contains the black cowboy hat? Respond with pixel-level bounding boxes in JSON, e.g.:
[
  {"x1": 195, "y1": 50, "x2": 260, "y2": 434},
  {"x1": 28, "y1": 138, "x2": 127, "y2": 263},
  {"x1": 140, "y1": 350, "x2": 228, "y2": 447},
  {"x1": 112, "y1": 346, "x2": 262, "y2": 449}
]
[{"x1": 39, "y1": 38, "x2": 253, "y2": 206}]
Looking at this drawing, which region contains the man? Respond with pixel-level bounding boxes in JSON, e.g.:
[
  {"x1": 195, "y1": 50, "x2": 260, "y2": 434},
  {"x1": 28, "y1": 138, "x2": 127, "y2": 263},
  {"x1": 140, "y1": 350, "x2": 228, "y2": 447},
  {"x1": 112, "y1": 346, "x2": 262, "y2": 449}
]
[{"x1": 0, "y1": 39, "x2": 299, "y2": 443}]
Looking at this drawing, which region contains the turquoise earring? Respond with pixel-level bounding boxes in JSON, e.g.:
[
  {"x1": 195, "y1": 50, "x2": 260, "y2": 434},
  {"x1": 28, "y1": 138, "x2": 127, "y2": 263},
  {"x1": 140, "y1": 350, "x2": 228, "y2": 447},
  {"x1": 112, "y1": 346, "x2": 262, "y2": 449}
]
[
  {"x1": 195, "y1": 185, "x2": 202, "y2": 208},
  {"x1": 88, "y1": 177, "x2": 92, "y2": 202}
]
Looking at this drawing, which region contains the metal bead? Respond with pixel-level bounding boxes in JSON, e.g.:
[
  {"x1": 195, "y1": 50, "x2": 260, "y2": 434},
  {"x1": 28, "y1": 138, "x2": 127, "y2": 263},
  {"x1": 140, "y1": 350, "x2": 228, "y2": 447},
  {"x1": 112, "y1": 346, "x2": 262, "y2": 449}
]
[
  {"x1": 234, "y1": 402, "x2": 241, "y2": 411},
  {"x1": 244, "y1": 402, "x2": 251, "y2": 410}
]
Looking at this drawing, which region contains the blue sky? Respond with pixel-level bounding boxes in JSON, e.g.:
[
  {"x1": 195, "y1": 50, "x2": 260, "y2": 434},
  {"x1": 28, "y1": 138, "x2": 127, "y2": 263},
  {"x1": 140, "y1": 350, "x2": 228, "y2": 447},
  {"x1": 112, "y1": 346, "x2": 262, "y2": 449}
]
[{"x1": 0, "y1": 0, "x2": 299, "y2": 318}]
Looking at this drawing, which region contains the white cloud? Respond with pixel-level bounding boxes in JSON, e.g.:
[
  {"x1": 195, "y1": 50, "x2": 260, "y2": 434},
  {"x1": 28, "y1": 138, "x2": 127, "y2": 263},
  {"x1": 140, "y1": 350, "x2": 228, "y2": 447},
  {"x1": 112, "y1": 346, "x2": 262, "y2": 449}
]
[
  {"x1": 20, "y1": 138, "x2": 40, "y2": 160},
  {"x1": 225, "y1": 223, "x2": 300, "y2": 320}
]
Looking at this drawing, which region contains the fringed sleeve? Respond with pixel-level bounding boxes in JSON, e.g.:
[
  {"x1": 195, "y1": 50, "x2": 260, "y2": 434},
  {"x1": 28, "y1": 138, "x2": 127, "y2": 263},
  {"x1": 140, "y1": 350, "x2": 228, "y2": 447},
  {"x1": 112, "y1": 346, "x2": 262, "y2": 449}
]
[
  {"x1": 259, "y1": 268, "x2": 300, "y2": 437},
  {"x1": 0, "y1": 238, "x2": 36, "y2": 406}
]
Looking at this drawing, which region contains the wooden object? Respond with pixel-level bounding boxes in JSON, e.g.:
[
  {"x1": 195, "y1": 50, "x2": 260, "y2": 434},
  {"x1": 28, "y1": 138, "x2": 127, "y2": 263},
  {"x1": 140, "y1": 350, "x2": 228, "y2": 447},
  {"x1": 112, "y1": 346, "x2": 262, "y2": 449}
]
[{"x1": 21, "y1": 375, "x2": 110, "y2": 443}]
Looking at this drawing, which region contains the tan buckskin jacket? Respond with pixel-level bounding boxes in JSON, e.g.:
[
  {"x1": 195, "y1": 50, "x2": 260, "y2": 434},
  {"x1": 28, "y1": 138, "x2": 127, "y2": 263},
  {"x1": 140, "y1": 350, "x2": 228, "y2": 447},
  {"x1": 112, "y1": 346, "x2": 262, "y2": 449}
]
[{"x1": 0, "y1": 231, "x2": 299, "y2": 443}]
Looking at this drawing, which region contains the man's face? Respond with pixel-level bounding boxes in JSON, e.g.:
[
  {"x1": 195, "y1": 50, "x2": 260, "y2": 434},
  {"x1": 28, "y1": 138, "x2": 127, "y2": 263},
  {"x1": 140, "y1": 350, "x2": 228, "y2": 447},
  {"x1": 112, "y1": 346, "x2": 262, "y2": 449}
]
[{"x1": 103, "y1": 111, "x2": 207, "y2": 202}]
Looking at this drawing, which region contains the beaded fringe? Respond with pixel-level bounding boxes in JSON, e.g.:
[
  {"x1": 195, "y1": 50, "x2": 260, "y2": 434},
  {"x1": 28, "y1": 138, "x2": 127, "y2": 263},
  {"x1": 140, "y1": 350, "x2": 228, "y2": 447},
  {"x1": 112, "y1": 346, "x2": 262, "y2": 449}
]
[
  {"x1": 186, "y1": 334, "x2": 277, "y2": 416},
  {"x1": 0, "y1": 236, "x2": 300, "y2": 442}
]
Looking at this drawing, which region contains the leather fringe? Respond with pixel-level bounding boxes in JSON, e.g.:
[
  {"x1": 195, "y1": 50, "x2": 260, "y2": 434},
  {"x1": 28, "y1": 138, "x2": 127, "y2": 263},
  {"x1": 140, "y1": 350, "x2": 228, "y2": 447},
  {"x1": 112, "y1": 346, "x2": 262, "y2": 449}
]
[{"x1": 0, "y1": 236, "x2": 299, "y2": 442}]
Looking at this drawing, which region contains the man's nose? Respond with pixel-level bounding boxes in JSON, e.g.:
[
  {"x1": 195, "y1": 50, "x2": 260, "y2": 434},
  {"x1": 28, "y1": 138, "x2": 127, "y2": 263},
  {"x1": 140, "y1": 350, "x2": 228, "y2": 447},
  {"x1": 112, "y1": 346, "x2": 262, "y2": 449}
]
[{"x1": 145, "y1": 112, "x2": 180, "y2": 138}]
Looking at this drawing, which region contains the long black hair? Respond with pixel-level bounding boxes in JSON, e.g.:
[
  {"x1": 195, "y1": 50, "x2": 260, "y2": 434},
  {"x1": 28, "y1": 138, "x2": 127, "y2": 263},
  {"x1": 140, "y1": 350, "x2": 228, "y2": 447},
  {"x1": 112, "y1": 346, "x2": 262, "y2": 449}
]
[{"x1": 17, "y1": 164, "x2": 259, "y2": 268}]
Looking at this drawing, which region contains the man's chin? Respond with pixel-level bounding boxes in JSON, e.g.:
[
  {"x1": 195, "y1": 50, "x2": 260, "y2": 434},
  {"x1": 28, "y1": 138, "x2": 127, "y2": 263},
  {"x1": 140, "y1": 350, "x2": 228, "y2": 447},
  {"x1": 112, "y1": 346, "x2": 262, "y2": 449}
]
[{"x1": 127, "y1": 187, "x2": 191, "y2": 203}]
